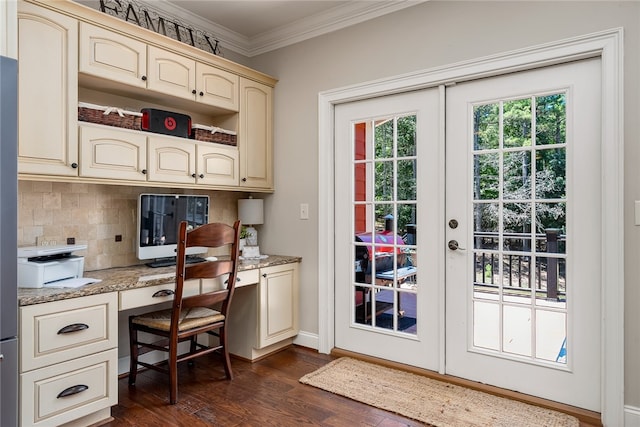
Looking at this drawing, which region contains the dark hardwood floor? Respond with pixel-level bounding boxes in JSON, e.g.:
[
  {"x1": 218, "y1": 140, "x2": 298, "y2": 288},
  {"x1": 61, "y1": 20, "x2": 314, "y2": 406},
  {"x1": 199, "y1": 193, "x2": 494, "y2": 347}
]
[{"x1": 105, "y1": 345, "x2": 599, "y2": 427}]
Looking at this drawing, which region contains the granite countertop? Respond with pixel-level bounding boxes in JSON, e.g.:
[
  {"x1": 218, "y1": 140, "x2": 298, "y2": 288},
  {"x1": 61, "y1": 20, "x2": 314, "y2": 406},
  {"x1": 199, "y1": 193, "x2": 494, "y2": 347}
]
[{"x1": 18, "y1": 255, "x2": 301, "y2": 306}]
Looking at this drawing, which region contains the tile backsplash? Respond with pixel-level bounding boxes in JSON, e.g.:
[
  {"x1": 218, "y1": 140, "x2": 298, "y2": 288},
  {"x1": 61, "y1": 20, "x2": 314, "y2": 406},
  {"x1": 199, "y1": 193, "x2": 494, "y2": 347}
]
[{"x1": 18, "y1": 181, "x2": 245, "y2": 271}]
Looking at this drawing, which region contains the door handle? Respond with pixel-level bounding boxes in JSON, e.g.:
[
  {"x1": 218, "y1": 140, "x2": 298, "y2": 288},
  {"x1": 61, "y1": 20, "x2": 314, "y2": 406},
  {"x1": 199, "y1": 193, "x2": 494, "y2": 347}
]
[{"x1": 448, "y1": 240, "x2": 466, "y2": 251}]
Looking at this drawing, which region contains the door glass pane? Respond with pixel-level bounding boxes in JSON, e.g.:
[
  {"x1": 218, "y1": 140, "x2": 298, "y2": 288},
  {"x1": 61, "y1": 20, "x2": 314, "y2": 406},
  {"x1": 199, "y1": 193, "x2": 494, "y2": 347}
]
[
  {"x1": 503, "y1": 305, "x2": 532, "y2": 356},
  {"x1": 473, "y1": 301, "x2": 499, "y2": 350},
  {"x1": 503, "y1": 150, "x2": 532, "y2": 199},
  {"x1": 351, "y1": 115, "x2": 418, "y2": 335},
  {"x1": 473, "y1": 103, "x2": 499, "y2": 150},
  {"x1": 474, "y1": 153, "x2": 499, "y2": 200},
  {"x1": 503, "y1": 202, "x2": 531, "y2": 252},
  {"x1": 470, "y1": 93, "x2": 568, "y2": 366},
  {"x1": 375, "y1": 161, "x2": 394, "y2": 201},
  {"x1": 535, "y1": 94, "x2": 566, "y2": 145},
  {"x1": 503, "y1": 98, "x2": 532, "y2": 148},
  {"x1": 536, "y1": 310, "x2": 567, "y2": 363},
  {"x1": 536, "y1": 148, "x2": 566, "y2": 199}
]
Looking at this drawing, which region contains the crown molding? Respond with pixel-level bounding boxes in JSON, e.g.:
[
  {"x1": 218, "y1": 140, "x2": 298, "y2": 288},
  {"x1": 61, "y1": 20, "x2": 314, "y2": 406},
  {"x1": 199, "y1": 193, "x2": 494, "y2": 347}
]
[
  {"x1": 139, "y1": 0, "x2": 426, "y2": 58},
  {"x1": 247, "y1": 1, "x2": 426, "y2": 56}
]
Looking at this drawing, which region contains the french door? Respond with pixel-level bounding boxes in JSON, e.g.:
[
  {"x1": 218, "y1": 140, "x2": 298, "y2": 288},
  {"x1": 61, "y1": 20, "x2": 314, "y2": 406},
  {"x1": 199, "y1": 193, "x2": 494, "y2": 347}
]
[
  {"x1": 334, "y1": 89, "x2": 442, "y2": 370},
  {"x1": 334, "y1": 58, "x2": 601, "y2": 411},
  {"x1": 445, "y1": 58, "x2": 601, "y2": 411}
]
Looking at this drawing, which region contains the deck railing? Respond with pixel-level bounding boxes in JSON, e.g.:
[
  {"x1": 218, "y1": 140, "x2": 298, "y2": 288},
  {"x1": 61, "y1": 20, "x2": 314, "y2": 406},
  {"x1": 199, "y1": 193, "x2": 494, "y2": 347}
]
[{"x1": 473, "y1": 229, "x2": 566, "y2": 300}]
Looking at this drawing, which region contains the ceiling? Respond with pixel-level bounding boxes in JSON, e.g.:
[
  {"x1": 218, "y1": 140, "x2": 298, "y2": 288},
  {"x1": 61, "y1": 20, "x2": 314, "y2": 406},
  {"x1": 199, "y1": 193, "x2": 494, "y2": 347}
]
[{"x1": 137, "y1": 0, "x2": 425, "y2": 57}]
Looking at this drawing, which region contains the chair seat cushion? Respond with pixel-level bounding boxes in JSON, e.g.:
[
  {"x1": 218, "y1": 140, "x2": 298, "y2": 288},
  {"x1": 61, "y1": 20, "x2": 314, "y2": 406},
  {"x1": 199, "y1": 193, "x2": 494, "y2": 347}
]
[{"x1": 132, "y1": 307, "x2": 225, "y2": 332}]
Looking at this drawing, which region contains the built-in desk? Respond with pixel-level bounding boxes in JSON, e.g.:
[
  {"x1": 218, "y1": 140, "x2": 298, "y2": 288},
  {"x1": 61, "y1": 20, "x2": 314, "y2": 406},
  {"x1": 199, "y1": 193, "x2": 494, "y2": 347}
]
[{"x1": 17, "y1": 255, "x2": 300, "y2": 427}]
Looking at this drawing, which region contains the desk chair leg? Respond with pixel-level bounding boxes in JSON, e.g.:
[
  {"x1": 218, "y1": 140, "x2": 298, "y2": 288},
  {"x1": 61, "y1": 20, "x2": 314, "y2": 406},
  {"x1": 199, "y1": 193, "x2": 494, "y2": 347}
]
[
  {"x1": 169, "y1": 343, "x2": 179, "y2": 404},
  {"x1": 188, "y1": 336, "x2": 197, "y2": 367},
  {"x1": 220, "y1": 326, "x2": 233, "y2": 380},
  {"x1": 128, "y1": 318, "x2": 138, "y2": 386}
]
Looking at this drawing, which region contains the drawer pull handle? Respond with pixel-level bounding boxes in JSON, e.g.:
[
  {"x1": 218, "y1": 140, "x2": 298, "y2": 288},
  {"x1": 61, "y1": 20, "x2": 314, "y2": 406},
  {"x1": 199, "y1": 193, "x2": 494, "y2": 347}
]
[
  {"x1": 57, "y1": 384, "x2": 88, "y2": 398},
  {"x1": 223, "y1": 277, "x2": 241, "y2": 285},
  {"x1": 152, "y1": 289, "x2": 175, "y2": 297},
  {"x1": 57, "y1": 323, "x2": 89, "y2": 334}
]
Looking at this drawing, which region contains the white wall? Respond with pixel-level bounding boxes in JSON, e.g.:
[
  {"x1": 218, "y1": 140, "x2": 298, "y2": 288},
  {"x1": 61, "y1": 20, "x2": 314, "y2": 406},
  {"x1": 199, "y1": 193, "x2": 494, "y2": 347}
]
[{"x1": 249, "y1": 1, "x2": 640, "y2": 409}]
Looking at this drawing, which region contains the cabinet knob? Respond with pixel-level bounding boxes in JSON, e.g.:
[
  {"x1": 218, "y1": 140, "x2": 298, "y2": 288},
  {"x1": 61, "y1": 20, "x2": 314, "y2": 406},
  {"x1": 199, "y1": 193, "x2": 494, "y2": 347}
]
[
  {"x1": 242, "y1": 177, "x2": 247, "y2": 182},
  {"x1": 192, "y1": 89, "x2": 197, "y2": 95},
  {"x1": 191, "y1": 173, "x2": 196, "y2": 178},
  {"x1": 199, "y1": 173, "x2": 204, "y2": 179},
  {"x1": 141, "y1": 75, "x2": 147, "y2": 81},
  {"x1": 262, "y1": 273, "x2": 267, "y2": 278},
  {"x1": 141, "y1": 169, "x2": 147, "y2": 175},
  {"x1": 71, "y1": 162, "x2": 78, "y2": 169},
  {"x1": 199, "y1": 91, "x2": 204, "y2": 96}
]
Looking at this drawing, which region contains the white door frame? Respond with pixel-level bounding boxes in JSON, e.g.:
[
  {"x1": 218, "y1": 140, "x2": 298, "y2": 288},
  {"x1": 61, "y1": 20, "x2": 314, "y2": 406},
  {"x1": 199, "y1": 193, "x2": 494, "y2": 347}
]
[{"x1": 318, "y1": 28, "x2": 623, "y2": 426}]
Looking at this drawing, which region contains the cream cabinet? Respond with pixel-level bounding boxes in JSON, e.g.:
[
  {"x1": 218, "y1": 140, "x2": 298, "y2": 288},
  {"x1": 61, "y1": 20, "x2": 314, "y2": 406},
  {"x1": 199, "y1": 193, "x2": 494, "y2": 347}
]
[
  {"x1": 79, "y1": 123, "x2": 148, "y2": 181},
  {"x1": 78, "y1": 123, "x2": 239, "y2": 187},
  {"x1": 17, "y1": 1, "x2": 78, "y2": 176},
  {"x1": 258, "y1": 263, "x2": 299, "y2": 348},
  {"x1": 196, "y1": 62, "x2": 239, "y2": 111},
  {"x1": 20, "y1": 292, "x2": 118, "y2": 427},
  {"x1": 147, "y1": 45, "x2": 196, "y2": 102},
  {"x1": 147, "y1": 135, "x2": 197, "y2": 184},
  {"x1": 226, "y1": 262, "x2": 299, "y2": 360},
  {"x1": 148, "y1": 134, "x2": 240, "y2": 187},
  {"x1": 19, "y1": 0, "x2": 275, "y2": 192},
  {"x1": 239, "y1": 78, "x2": 273, "y2": 190},
  {"x1": 197, "y1": 143, "x2": 239, "y2": 186},
  {"x1": 79, "y1": 22, "x2": 147, "y2": 88},
  {"x1": 79, "y1": 22, "x2": 239, "y2": 111}
]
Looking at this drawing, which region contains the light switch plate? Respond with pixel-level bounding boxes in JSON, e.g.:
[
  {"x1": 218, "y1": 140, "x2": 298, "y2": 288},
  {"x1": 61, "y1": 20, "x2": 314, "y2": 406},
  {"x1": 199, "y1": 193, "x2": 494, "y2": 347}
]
[
  {"x1": 635, "y1": 201, "x2": 640, "y2": 225},
  {"x1": 300, "y1": 203, "x2": 309, "y2": 220}
]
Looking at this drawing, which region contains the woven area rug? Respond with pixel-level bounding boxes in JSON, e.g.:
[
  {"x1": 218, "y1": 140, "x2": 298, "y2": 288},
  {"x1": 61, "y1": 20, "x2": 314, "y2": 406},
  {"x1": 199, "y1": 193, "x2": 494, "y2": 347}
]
[{"x1": 299, "y1": 357, "x2": 579, "y2": 427}]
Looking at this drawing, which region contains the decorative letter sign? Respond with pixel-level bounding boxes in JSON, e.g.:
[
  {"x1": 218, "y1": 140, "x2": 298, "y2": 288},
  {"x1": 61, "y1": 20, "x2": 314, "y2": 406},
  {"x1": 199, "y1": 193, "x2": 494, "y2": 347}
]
[{"x1": 96, "y1": 0, "x2": 222, "y2": 56}]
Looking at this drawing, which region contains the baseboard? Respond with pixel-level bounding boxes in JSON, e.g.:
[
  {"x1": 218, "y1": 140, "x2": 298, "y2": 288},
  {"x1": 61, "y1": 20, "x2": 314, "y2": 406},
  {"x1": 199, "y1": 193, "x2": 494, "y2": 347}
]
[
  {"x1": 293, "y1": 330, "x2": 318, "y2": 350},
  {"x1": 625, "y1": 405, "x2": 640, "y2": 426}
]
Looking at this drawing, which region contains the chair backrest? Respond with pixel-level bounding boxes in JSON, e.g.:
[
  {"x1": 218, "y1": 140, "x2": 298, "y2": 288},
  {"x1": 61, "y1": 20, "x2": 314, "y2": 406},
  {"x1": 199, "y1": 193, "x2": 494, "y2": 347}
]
[{"x1": 171, "y1": 220, "x2": 241, "y2": 329}]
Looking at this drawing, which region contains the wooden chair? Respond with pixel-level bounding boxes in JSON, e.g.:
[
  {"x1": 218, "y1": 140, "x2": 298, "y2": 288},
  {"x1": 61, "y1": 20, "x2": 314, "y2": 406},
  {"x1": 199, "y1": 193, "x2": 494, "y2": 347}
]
[{"x1": 128, "y1": 220, "x2": 241, "y2": 404}]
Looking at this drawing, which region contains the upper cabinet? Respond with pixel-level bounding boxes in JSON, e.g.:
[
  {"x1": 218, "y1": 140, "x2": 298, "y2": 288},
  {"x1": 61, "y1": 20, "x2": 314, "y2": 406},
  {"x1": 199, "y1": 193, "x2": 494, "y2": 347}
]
[
  {"x1": 79, "y1": 22, "x2": 239, "y2": 112},
  {"x1": 196, "y1": 62, "x2": 239, "y2": 112},
  {"x1": 18, "y1": 2, "x2": 78, "y2": 176},
  {"x1": 240, "y1": 79, "x2": 273, "y2": 190},
  {"x1": 17, "y1": 0, "x2": 276, "y2": 192},
  {"x1": 79, "y1": 22, "x2": 146, "y2": 88}
]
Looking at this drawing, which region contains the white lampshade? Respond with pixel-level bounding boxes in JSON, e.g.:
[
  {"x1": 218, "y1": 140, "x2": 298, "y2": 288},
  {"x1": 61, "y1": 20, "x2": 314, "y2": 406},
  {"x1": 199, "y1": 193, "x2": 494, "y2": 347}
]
[{"x1": 238, "y1": 198, "x2": 264, "y2": 226}]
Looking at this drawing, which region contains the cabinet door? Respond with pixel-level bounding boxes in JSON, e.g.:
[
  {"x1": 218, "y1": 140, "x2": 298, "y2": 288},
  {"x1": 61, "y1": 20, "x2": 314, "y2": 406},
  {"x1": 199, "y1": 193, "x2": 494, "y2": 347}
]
[
  {"x1": 196, "y1": 62, "x2": 239, "y2": 111},
  {"x1": 239, "y1": 78, "x2": 273, "y2": 189},
  {"x1": 147, "y1": 46, "x2": 195, "y2": 101},
  {"x1": 79, "y1": 124, "x2": 147, "y2": 181},
  {"x1": 18, "y1": 2, "x2": 78, "y2": 176},
  {"x1": 258, "y1": 263, "x2": 299, "y2": 348},
  {"x1": 197, "y1": 143, "x2": 239, "y2": 187},
  {"x1": 147, "y1": 136, "x2": 196, "y2": 184},
  {"x1": 79, "y1": 22, "x2": 146, "y2": 88}
]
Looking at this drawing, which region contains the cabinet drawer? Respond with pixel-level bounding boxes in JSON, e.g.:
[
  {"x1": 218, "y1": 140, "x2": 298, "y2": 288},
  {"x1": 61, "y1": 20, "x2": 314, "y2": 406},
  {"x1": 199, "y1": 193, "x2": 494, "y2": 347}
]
[
  {"x1": 201, "y1": 269, "x2": 259, "y2": 293},
  {"x1": 20, "y1": 348, "x2": 117, "y2": 427},
  {"x1": 119, "y1": 279, "x2": 200, "y2": 311},
  {"x1": 20, "y1": 293, "x2": 117, "y2": 372}
]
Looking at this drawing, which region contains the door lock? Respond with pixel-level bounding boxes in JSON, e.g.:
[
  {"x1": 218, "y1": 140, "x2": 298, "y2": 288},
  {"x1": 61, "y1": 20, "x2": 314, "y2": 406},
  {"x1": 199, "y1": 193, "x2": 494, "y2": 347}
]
[{"x1": 448, "y1": 219, "x2": 458, "y2": 229}]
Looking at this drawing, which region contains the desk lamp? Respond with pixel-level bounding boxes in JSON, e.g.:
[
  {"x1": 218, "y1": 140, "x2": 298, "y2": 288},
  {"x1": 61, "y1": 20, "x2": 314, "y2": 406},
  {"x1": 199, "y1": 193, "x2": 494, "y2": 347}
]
[{"x1": 238, "y1": 197, "x2": 264, "y2": 258}]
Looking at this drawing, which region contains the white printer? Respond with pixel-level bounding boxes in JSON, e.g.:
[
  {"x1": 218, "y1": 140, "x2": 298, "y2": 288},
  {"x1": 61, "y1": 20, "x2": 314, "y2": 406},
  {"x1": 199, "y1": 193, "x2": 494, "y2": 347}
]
[{"x1": 18, "y1": 244, "x2": 87, "y2": 288}]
